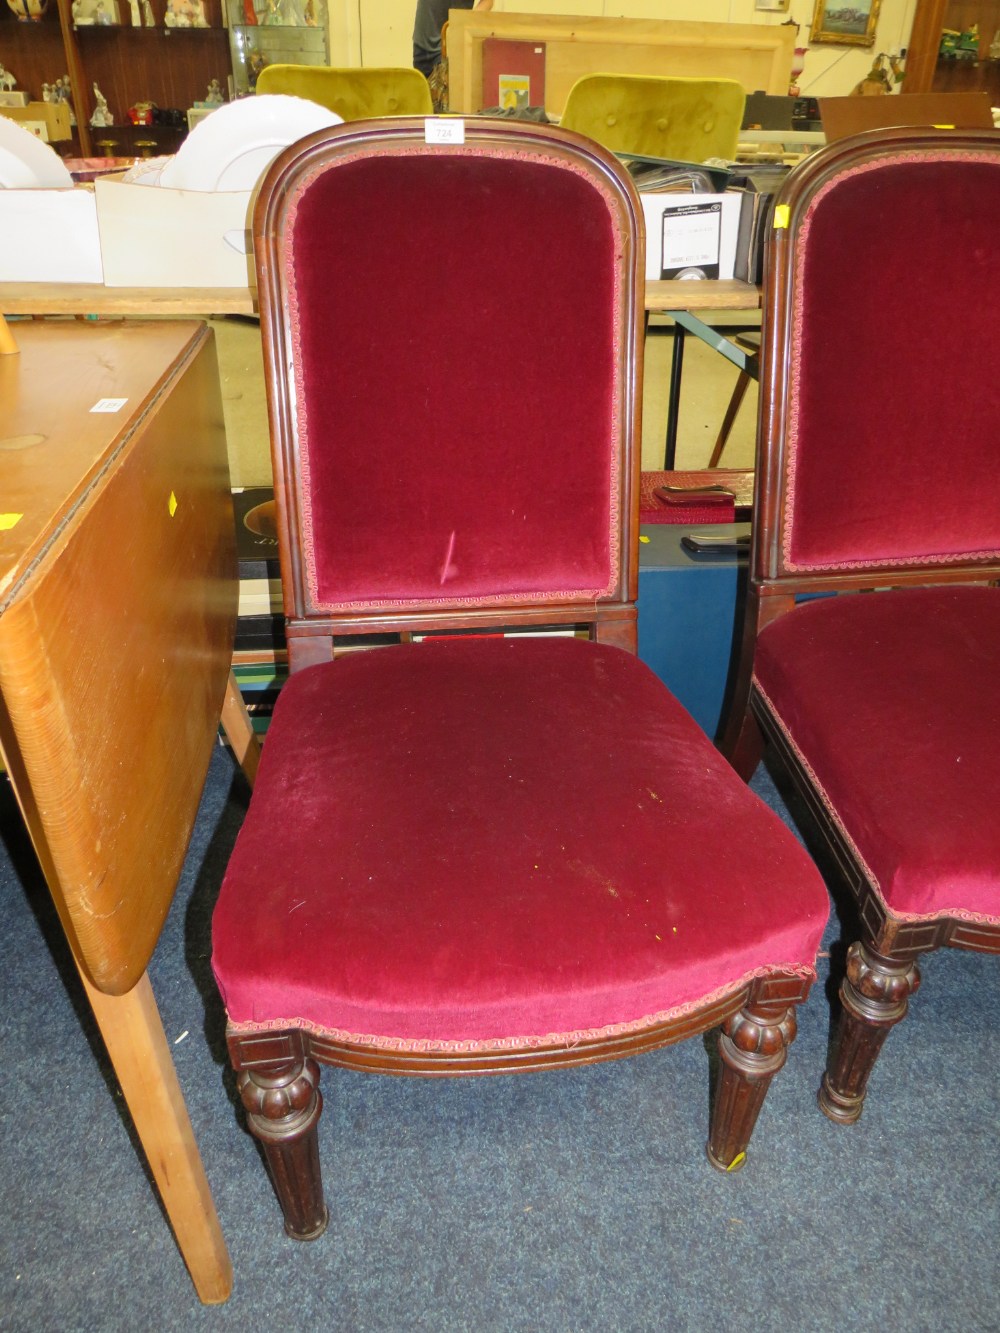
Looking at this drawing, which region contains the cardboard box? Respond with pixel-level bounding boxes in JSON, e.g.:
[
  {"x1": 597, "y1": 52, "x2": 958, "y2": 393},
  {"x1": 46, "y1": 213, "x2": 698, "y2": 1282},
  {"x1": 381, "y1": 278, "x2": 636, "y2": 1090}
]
[
  {"x1": 94, "y1": 173, "x2": 254, "y2": 288},
  {"x1": 0, "y1": 102, "x2": 72, "y2": 141},
  {"x1": 0, "y1": 187, "x2": 104, "y2": 283},
  {"x1": 640, "y1": 192, "x2": 744, "y2": 282}
]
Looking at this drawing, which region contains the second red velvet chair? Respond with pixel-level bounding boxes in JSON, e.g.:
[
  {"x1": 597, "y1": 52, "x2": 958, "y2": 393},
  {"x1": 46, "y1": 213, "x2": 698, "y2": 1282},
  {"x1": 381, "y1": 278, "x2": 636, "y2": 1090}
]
[
  {"x1": 211, "y1": 117, "x2": 829, "y2": 1240},
  {"x1": 722, "y1": 127, "x2": 1000, "y2": 1127}
]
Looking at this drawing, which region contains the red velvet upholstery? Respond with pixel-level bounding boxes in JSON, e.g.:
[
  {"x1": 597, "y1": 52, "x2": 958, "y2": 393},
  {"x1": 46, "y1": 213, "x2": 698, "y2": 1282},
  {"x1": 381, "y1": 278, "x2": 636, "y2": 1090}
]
[
  {"x1": 283, "y1": 150, "x2": 624, "y2": 610},
  {"x1": 216, "y1": 124, "x2": 830, "y2": 1233},
  {"x1": 214, "y1": 637, "x2": 827, "y2": 1047},
  {"x1": 782, "y1": 152, "x2": 1000, "y2": 573},
  {"x1": 753, "y1": 587, "x2": 1000, "y2": 924}
]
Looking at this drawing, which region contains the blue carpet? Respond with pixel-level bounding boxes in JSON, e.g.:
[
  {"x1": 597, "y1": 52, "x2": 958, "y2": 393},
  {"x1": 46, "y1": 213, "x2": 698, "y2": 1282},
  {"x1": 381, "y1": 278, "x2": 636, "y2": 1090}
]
[{"x1": 1, "y1": 747, "x2": 997, "y2": 1331}]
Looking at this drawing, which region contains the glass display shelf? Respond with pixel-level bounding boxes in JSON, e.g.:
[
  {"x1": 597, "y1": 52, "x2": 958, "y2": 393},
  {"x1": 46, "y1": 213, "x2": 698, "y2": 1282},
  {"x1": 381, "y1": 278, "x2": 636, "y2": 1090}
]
[{"x1": 226, "y1": 0, "x2": 327, "y2": 94}]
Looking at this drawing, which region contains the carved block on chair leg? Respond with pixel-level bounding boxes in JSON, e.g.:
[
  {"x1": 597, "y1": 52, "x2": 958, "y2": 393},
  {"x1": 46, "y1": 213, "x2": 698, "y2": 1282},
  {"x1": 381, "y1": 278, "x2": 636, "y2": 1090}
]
[
  {"x1": 818, "y1": 942, "x2": 921, "y2": 1126},
  {"x1": 238, "y1": 1057, "x2": 329, "y2": 1240},
  {"x1": 706, "y1": 998, "x2": 797, "y2": 1172}
]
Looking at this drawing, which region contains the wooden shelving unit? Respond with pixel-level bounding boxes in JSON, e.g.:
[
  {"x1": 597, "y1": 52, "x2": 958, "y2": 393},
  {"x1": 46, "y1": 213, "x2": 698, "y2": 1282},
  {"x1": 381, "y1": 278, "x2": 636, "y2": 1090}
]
[
  {"x1": 905, "y1": 0, "x2": 1000, "y2": 99},
  {"x1": 1, "y1": 0, "x2": 229, "y2": 155}
]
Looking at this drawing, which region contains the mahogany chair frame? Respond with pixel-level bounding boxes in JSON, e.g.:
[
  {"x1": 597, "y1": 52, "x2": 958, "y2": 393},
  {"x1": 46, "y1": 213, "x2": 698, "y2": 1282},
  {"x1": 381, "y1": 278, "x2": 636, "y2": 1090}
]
[
  {"x1": 721, "y1": 127, "x2": 1000, "y2": 1126},
  {"x1": 224, "y1": 118, "x2": 817, "y2": 1240}
]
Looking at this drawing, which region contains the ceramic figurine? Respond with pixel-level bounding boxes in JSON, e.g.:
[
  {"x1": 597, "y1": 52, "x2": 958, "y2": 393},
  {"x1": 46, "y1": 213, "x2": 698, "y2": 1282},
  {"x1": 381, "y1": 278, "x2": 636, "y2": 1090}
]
[
  {"x1": 0, "y1": 65, "x2": 16, "y2": 93},
  {"x1": 58, "y1": 76, "x2": 76, "y2": 123},
  {"x1": 90, "y1": 82, "x2": 113, "y2": 127}
]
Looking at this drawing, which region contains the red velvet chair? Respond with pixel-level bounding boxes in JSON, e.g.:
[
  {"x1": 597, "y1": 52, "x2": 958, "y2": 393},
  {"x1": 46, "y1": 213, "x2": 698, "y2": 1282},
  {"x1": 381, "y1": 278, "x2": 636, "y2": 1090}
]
[
  {"x1": 722, "y1": 127, "x2": 1000, "y2": 1126},
  {"x1": 211, "y1": 117, "x2": 828, "y2": 1240}
]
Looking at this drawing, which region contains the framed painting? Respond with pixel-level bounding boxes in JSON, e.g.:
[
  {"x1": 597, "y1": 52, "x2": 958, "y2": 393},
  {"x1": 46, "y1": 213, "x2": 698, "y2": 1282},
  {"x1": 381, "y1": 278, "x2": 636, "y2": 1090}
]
[{"x1": 810, "y1": 0, "x2": 881, "y2": 46}]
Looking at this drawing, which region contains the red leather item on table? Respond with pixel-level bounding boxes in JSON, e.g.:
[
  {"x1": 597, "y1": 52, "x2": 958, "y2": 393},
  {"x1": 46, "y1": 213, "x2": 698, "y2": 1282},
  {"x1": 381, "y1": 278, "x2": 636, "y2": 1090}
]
[{"x1": 640, "y1": 470, "x2": 736, "y2": 524}]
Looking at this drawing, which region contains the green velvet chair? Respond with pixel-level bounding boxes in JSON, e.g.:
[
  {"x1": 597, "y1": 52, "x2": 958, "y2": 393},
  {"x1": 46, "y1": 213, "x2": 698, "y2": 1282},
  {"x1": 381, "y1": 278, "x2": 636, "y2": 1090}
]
[
  {"x1": 256, "y1": 64, "x2": 433, "y2": 120},
  {"x1": 559, "y1": 74, "x2": 746, "y2": 162}
]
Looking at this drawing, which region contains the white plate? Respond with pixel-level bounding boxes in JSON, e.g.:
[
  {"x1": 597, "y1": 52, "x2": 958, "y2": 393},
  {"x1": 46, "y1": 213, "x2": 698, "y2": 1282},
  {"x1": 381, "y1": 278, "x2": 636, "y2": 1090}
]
[
  {"x1": 157, "y1": 95, "x2": 342, "y2": 193},
  {"x1": 0, "y1": 117, "x2": 74, "y2": 189}
]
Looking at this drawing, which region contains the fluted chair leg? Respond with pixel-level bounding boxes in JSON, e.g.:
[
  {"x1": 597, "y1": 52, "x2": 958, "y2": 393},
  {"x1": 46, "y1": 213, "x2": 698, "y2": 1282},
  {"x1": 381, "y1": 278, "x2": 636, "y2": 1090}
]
[
  {"x1": 238, "y1": 1057, "x2": 329, "y2": 1240},
  {"x1": 706, "y1": 992, "x2": 799, "y2": 1172},
  {"x1": 819, "y1": 941, "x2": 922, "y2": 1126}
]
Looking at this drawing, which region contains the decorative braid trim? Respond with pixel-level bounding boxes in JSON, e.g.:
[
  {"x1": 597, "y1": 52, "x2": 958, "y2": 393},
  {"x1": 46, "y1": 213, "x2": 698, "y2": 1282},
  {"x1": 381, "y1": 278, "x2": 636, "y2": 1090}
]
[
  {"x1": 282, "y1": 143, "x2": 626, "y2": 613},
  {"x1": 227, "y1": 961, "x2": 817, "y2": 1052},
  {"x1": 754, "y1": 677, "x2": 1000, "y2": 927},
  {"x1": 782, "y1": 150, "x2": 1000, "y2": 575}
]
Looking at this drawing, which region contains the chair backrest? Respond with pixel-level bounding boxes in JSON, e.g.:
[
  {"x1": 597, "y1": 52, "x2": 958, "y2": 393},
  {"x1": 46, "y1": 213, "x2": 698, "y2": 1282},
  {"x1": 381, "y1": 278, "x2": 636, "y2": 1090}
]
[
  {"x1": 560, "y1": 74, "x2": 746, "y2": 162},
  {"x1": 253, "y1": 117, "x2": 644, "y2": 667},
  {"x1": 255, "y1": 65, "x2": 433, "y2": 119},
  {"x1": 752, "y1": 127, "x2": 1000, "y2": 594}
]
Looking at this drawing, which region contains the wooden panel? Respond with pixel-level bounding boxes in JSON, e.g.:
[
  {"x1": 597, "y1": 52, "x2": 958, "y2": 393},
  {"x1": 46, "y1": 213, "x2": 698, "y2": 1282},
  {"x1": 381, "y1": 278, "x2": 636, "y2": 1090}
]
[
  {"x1": 0, "y1": 6, "x2": 67, "y2": 104},
  {"x1": 0, "y1": 285, "x2": 257, "y2": 314},
  {"x1": 75, "y1": 23, "x2": 230, "y2": 127},
  {"x1": 645, "y1": 278, "x2": 760, "y2": 312},
  {"x1": 0, "y1": 279, "x2": 758, "y2": 317},
  {"x1": 0, "y1": 320, "x2": 237, "y2": 994},
  {"x1": 447, "y1": 12, "x2": 795, "y2": 116}
]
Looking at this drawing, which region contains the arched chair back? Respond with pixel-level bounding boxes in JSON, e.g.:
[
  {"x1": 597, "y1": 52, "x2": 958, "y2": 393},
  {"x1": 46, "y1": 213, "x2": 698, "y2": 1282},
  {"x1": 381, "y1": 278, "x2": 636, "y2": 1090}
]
[
  {"x1": 255, "y1": 64, "x2": 433, "y2": 119},
  {"x1": 722, "y1": 127, "x2": 1000, "y2": 1126},
  {"x1": 560, "y1": 74, "x2": 746, "y2": 161},
  {"x1": 253, "y1": 117, "x2": 639, "y2": 660}
]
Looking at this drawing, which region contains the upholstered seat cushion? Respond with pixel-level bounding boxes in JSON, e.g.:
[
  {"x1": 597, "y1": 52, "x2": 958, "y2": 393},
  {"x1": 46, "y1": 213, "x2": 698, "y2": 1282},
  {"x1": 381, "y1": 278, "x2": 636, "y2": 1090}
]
[
  {"x1": 753, "y1": 586, "x2": 1000, "y2": 923},
  {"x1": 213, "y1": 638, "x2": 826, "y2": 1050}
]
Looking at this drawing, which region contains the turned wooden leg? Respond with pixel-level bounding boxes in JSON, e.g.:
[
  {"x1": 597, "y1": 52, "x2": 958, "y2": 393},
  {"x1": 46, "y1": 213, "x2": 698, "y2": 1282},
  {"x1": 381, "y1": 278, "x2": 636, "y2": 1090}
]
[
  {"x1": 238, "y1": 1057, "x2": 328, "y2": 1240},
  {"x1": 818, "y1": 941, "x2": 921, "y2": 1126},
  {"x1": 706, "y1": 995, "x2": 798, "y2": 1172}
]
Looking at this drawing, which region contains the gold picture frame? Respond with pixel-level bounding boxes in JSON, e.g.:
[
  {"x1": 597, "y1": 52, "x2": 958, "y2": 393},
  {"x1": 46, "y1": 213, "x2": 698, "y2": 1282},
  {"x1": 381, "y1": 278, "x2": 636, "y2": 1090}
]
[{"x1": 810, "y1": 0, "x2": 881, "y2": 46}]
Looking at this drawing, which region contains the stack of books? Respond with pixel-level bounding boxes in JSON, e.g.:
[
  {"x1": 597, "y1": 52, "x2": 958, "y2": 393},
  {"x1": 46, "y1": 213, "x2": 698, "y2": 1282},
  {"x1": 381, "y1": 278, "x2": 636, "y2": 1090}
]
[{"x1": 231, "y1": 487, "x2": 287, "y2": 736}]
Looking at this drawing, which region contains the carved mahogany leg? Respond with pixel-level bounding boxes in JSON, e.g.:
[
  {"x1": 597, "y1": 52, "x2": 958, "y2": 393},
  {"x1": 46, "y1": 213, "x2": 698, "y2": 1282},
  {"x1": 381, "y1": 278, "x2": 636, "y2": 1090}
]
[
  {"x1": 706, "y1": 995, "x2": 798, "y2": 1172},
  {"x1": 818, "y1": 941, "x2": 921, "y2": 1126},
  {"x1": 238, "y1": 1057, "x2": 328, "y2": 1240}
]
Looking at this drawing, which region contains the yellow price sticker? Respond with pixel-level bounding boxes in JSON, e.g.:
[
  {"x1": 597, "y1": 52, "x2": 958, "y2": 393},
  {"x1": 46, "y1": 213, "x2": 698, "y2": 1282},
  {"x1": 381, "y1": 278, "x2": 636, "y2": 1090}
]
[
  {"x1": 773, "y1": 204, "x2": 790, "y2": 230},
  {"x1": 168, "y1": 491, "x2": 178, "y2": 518},
  {"x1": 0, "y1": 513, "x2": 23, "y2": 531}
]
